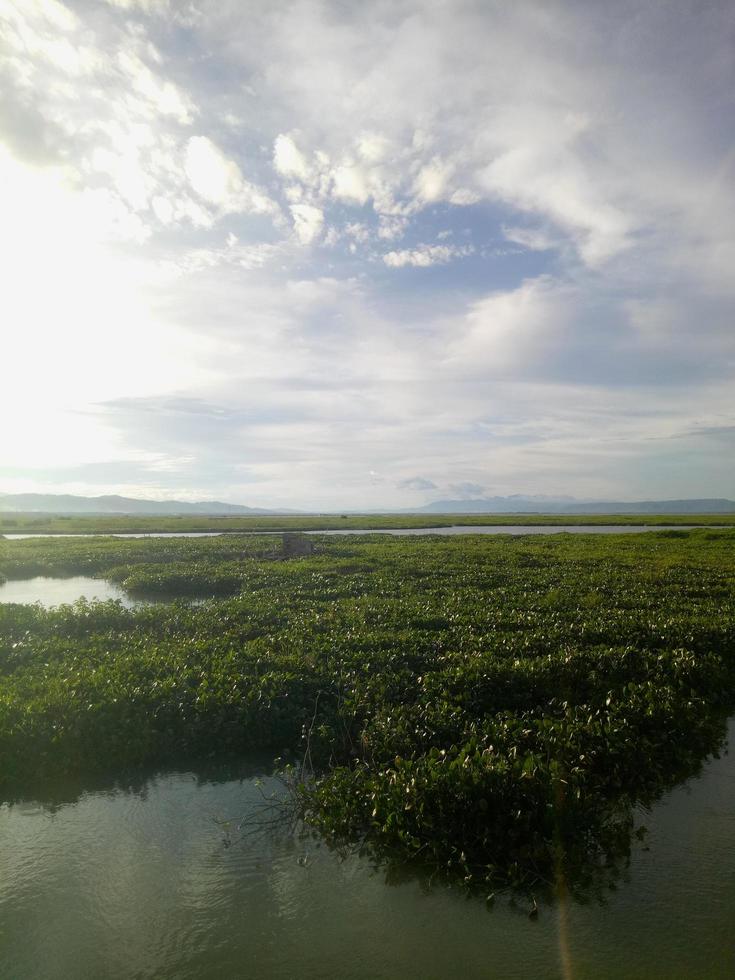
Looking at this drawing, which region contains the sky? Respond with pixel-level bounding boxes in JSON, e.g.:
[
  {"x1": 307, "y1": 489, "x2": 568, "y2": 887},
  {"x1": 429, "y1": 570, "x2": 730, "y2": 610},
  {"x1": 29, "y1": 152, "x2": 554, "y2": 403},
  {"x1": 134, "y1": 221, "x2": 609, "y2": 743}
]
[{"x1": 1, "y1": 0, "x2": 734, "y2": 510}]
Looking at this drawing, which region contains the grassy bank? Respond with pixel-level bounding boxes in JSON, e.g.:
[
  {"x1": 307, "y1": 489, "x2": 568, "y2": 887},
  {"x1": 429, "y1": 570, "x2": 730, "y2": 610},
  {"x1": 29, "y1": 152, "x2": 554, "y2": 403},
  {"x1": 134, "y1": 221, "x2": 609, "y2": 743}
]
[
  {"x1": 1, "y1": 529, "x2": 734, "y2": 893},
  {"x1": 2, "y1": 512, "x2": 735, "y2": 534}
]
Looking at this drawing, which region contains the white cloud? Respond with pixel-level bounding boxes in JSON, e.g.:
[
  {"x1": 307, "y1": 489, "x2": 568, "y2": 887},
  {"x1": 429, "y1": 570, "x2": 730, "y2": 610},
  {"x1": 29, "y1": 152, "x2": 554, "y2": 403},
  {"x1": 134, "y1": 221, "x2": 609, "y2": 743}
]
[
  {"x1": 117, "y1": 50, "x2": 194, "y2": 124},
  {"x1": 185, "y1": 135, "x2": 277, "y2": 216},
  {"x1": 0, "y1": 0, "x2": 204, "y2": 241},
  {"x1": 102, "y1": 0, "x2": 170, "y2": 12},
  {"x1": 345, "y1": 222, "x2": 370, "y2": 243},
  {"x1": 479, "y1": 141, "x2": 635, "y2": 267},
  {"x1": 357, "y1": 133, "x2": 390, "y2": 164},
  {"x1": 207, "y1": 1, "x2": 733, "y2": 278},
  {"x1": 413, "y1": 157, "x2": 453, "y2": 203},
  {"x1": 502, "y1": 225, "x2": 558, "y2": 252},
  {"x1": 449, "y1": 189, "x2": 481, "y2": 206},
  {"x1": 383, "y1": 243, "x2": 474, "y2": 268},
  {"x1": 332, "y1": 164, "x2": 369, "y2": 204},
  {"x1": 151, "y1": 194, "x2": 174, "y2": 224},
  {"x1": 173, "y1": 240, "x2": 285, "y2": 274},
  {"x1": 1, "y1": 0, "x2": 734, "y2": 506},
  {"x1": 449, "y1": 276, "x2": 574, "y2": 374},
  {"x1": 273, "y1": 133, "x2": 311, "y2": 181},
  {"x1": 290, "y1": 203, "x2": 324, "y2": 244},
  {"x1": 2, "y1": 0, "x2": 79, "y2": 34},
  {"x1": 377, "y1": 215, "x2": 408, "y2": 241}
]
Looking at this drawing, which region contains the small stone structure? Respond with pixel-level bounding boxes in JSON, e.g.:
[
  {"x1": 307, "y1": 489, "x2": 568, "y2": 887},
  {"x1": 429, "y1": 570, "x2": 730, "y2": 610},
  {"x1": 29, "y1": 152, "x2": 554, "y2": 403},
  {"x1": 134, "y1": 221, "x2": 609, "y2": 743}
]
[{"x1": 282, "y1": 532, "x2": 315, "y2": 557}]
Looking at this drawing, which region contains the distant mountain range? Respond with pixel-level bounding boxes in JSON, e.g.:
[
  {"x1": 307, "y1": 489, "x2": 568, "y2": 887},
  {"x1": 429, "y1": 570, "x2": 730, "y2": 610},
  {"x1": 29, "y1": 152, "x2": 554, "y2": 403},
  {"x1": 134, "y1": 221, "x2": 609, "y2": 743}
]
[
  {"x1": 0, "y1": 493, "x2": 294, "y2": 515},
  {"x1": 1, "y1": 492, "x2": 734, "y2": 516},
  {"x1": 411, "y1": 496, "x2": 735, "y2": 514}
]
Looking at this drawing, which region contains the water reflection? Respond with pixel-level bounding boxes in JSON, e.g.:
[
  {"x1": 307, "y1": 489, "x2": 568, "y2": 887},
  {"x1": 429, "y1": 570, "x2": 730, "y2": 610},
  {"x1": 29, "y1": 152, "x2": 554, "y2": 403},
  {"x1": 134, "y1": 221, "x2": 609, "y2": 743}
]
[
  {"x1": 0, "y1": 575, "x2": 210, "y2": 609},
  {"x1": 0, "y1": 575, "x2": 139, "y2": 608},
  {"x1": 1, "y1": 720, "x2": 733, "y2": 980}
]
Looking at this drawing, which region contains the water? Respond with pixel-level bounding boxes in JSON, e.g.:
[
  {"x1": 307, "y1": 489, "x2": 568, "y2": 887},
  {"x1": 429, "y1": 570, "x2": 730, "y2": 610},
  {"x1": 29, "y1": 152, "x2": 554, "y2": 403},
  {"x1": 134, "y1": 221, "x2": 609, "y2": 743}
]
[
  {"x1": 3, "y1": 532, "x2": 225, "y2": 539},
  {"x1": 3, "y1": 525, "x2": 729, "y2": 540},
  {"x1": 0, "y1": 577, "x2": 209, "y2": 609},
  {"x1": 309, "y1": 524, "x2": 726, "y2": 536},
  {"x1": 0, "y1": 575, "x2": 140, "y2": 608},
  {"x1": 1, "y1": 721, "x2": 733, "y2": 979}
]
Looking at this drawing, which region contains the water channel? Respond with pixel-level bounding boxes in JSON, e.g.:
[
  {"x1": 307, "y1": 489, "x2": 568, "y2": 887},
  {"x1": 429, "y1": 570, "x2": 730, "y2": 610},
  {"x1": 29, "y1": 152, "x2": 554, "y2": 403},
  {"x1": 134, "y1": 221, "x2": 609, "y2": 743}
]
[
  {"x1": 3, "y1": 524, "x2": 730, "y2": 540},
  {"x1": 0, "y1": 717, "x2": 733, "y2": 979}
]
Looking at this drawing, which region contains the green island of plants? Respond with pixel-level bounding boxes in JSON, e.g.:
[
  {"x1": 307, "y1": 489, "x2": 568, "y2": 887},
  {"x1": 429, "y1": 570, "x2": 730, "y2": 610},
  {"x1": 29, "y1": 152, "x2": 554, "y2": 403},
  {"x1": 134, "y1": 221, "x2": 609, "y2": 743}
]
[
  {"x1": 2, "y1": 510, "x2": 735, "y2": 534},
  {"x1": 1, "y1": 529, "x2": 734, "y2": 897}
]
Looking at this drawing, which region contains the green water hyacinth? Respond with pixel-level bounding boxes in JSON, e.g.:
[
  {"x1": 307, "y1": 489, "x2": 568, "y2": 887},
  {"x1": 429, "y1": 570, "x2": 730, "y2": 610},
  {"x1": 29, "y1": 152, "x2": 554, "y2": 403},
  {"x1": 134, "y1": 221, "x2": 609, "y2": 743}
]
[{"x1": 1, "y1": 529, "x2": 734, "y2": 893}]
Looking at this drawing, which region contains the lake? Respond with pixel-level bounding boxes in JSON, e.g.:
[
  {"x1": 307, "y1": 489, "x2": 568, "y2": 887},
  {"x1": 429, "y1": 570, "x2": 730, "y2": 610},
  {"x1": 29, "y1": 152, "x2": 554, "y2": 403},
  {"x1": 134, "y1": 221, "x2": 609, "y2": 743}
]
[{"x1": 1, "y1": 718, "x2": 733, "y2": 979}]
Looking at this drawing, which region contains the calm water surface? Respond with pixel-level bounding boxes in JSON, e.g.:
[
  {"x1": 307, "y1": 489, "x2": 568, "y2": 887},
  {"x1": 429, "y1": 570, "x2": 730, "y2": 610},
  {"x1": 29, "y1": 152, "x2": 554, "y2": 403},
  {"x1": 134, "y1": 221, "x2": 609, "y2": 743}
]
[
  {"x1": 3, "y1": 532, "x2": 225, "y2": 539},
  {"x1": 4, "y1": 525, "x2": 729, "y2": 540},
  {"x1": 0, "y1": 576, "x2": 206, "y2": 609},
  {"x1": 310, "y1": 524, "x2": 726, "y2": 536},
  {"x1": 1, "y1": 720, "x2": 733, "y2": 980},
  {"x1": 0, "y1": 576, "x2": 139, "y2": 608}
]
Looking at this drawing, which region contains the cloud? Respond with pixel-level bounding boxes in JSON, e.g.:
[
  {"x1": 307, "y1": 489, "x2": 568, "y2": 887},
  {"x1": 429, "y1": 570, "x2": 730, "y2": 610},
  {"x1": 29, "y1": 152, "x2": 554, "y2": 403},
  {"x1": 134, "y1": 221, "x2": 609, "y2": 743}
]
[
  {"x1": 173, "y1": 239, "x2": 285, "y2": 273},
  {"x1": 448, "y1": 482, "x2": 487, "y2": 499},
  {"x1": 377, "y1": 215, "x2": 408, "y2": 241},
  {"x1": 1, "y1": 0, "x2": 734, "y2": 508},
  {"x1": 185, "y1": 136, "x2": 244, "y2": 204},
  {"x1": 197, "y1": 0, "x2": 734, "y2": 279},
  {"x1": 449, "y1": 276, "x2": 574, "y2": 374},
  {"x1": 290, "y1": 203, "x2": 324, "y2": 244},
  {"x1": 383, "y1": 243, "x2": 474, "y2": 268},
  {"x1": 0, "y1": 0, "x2": 285, "y2": 245},
  {"x1": 477, "y1": 113, "x2": 635, "y2": 266},
  {"x1": 102, "y1": 0, "x2": 172, "y2": 13},
  {"x1": 331, "y1": 163, "x2": 369, "y2": 205},
  {"x1": 398, "y1": 476, "x2": 437, "y2": 491},
  {"x1": 273, "y1": 133, "x2": 311, "y2": 181},
  {"x1": 502, "y1": 225, "x2": 558, "y2": 252},
  {"x1": 413, "y1": 158, "x2": 453, "y2": 203},
  {"x1": 449, "y1": 189, "x2": 481, "y2": 206},
  {"x1": 185, "y1": 136, "x2": 277, "y2": 216},
  {"x1": 117, "y1": 50, "x2": 194, "y2": 125}
]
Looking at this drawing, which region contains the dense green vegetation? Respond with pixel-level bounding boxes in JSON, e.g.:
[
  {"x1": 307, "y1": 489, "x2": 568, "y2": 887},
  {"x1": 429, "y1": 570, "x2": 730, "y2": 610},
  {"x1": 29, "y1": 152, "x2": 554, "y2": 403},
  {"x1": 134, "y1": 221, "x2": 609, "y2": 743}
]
[
  {"x1": 1, "y1": 530, "x2": 734, "y2": 894},
  {"x1": 2, "y1": 511, "x2": 735, "y2": 534}
]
